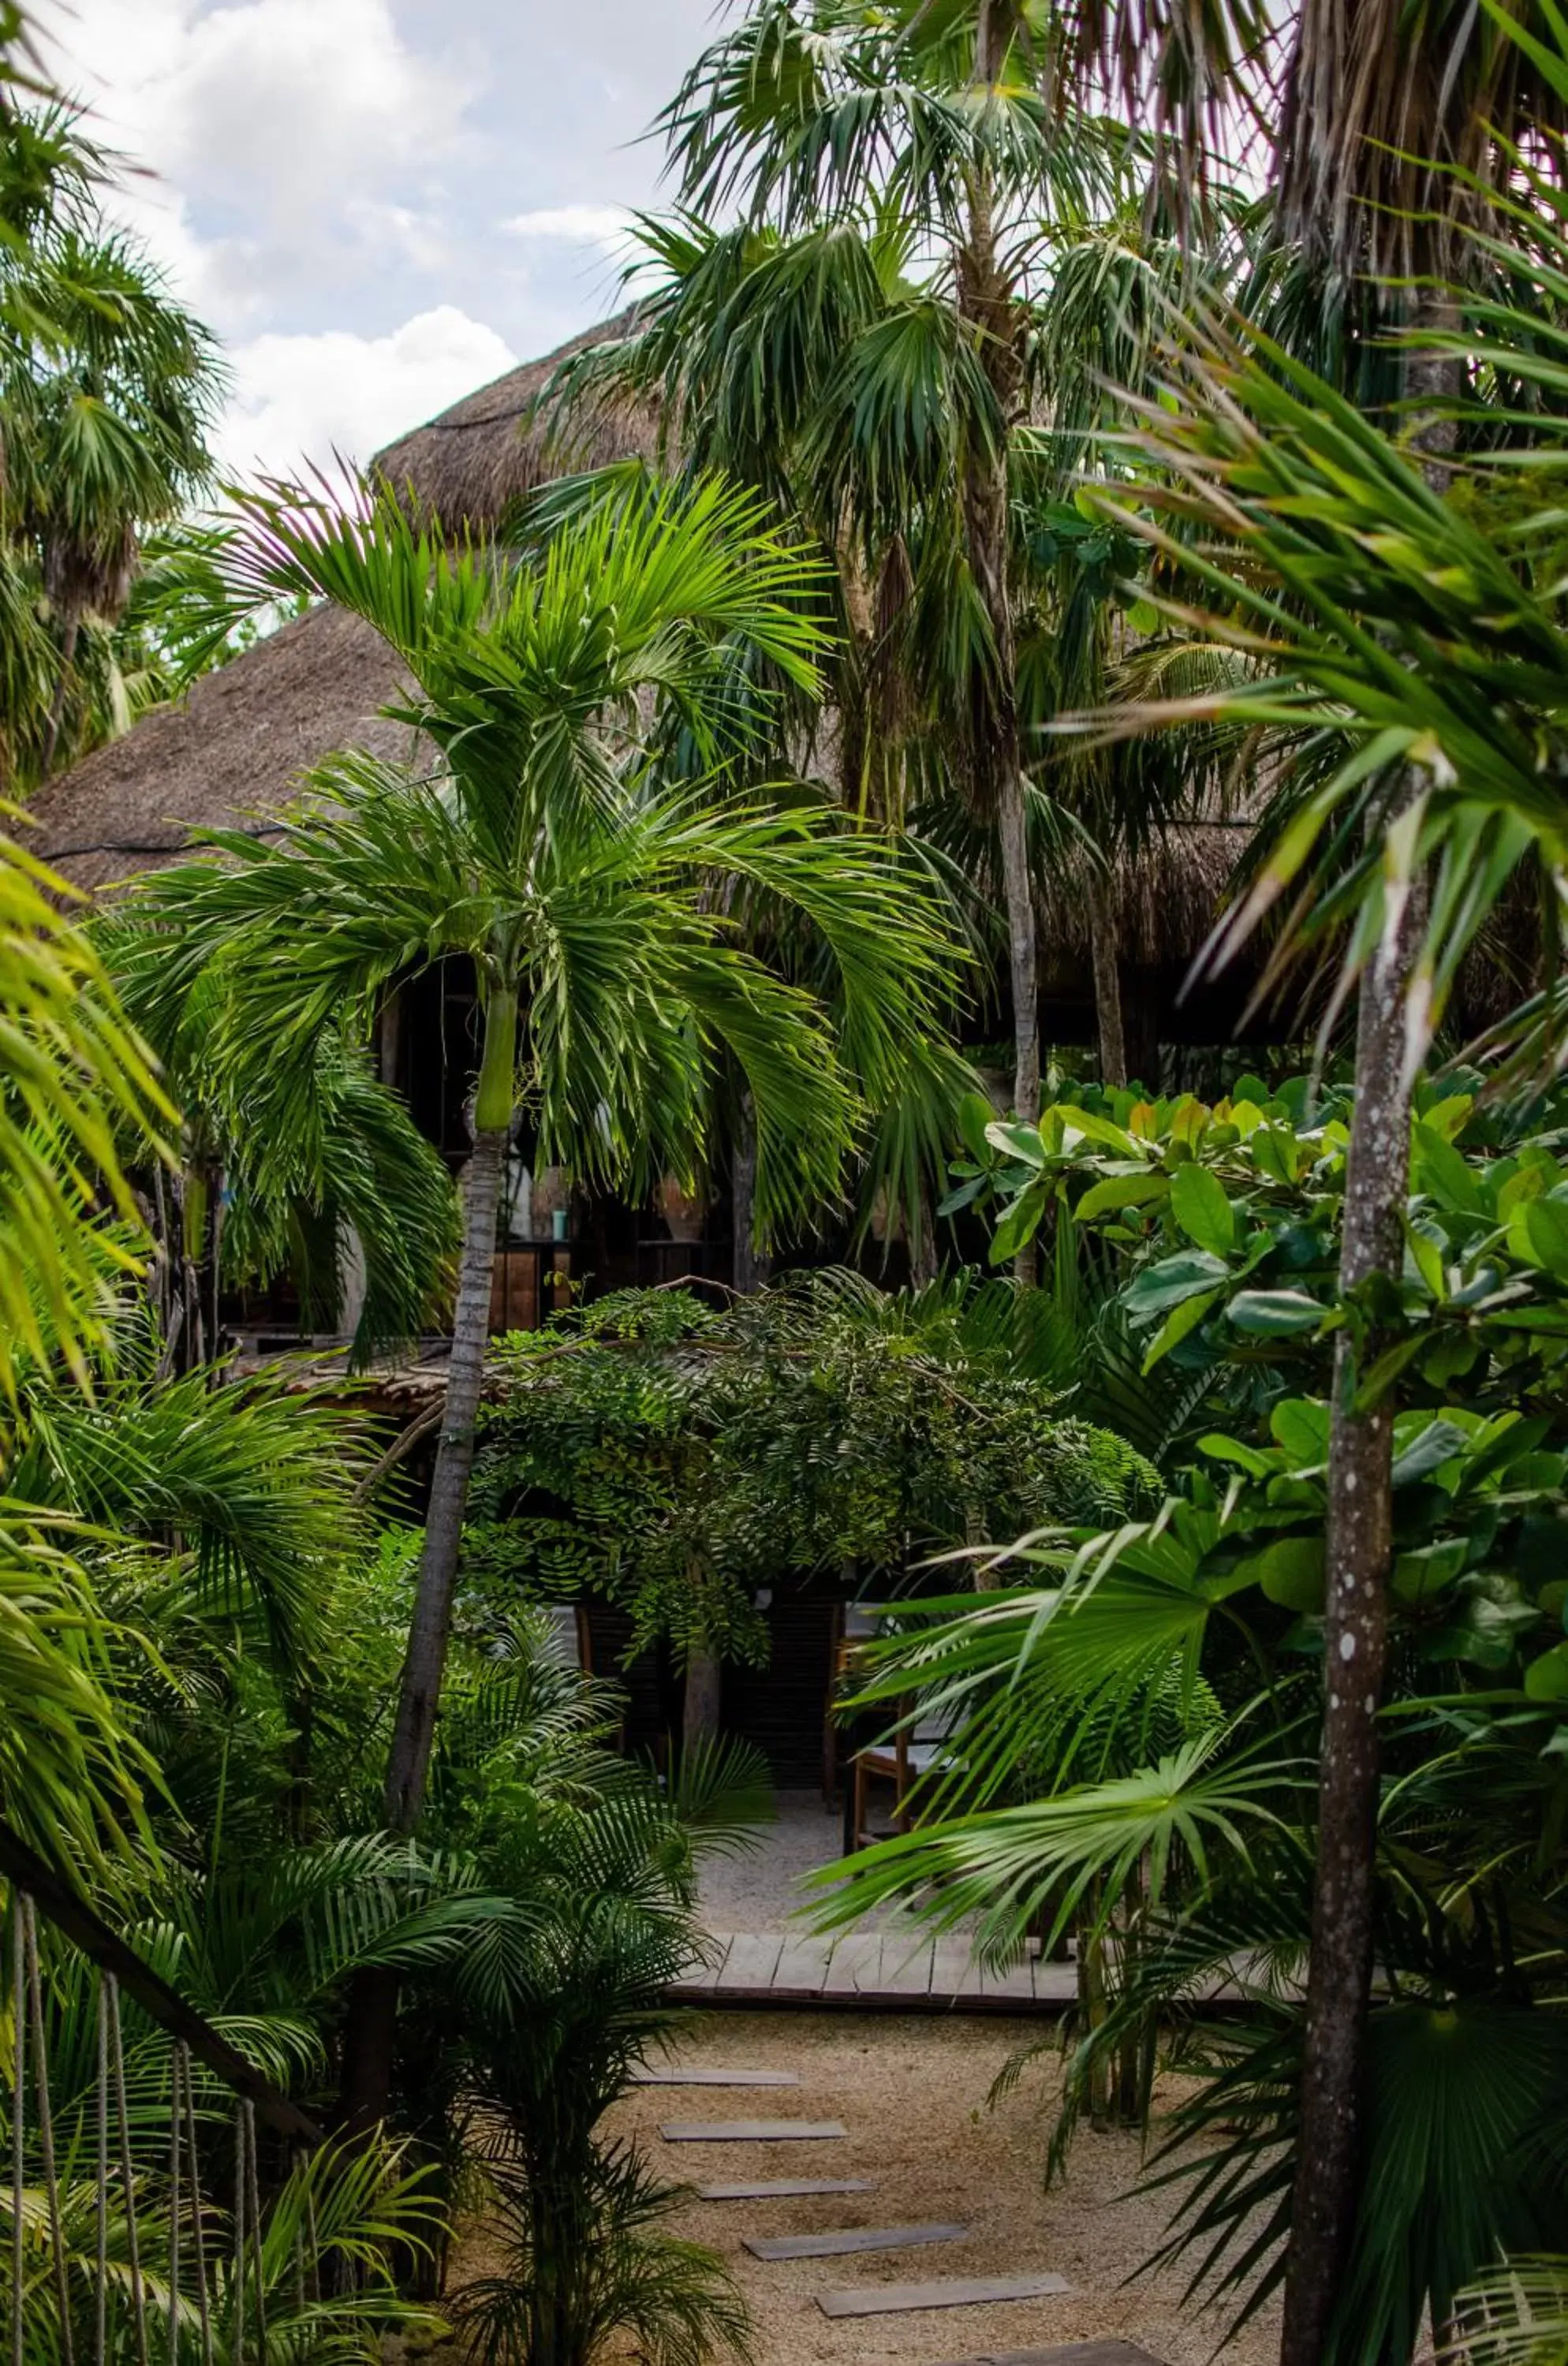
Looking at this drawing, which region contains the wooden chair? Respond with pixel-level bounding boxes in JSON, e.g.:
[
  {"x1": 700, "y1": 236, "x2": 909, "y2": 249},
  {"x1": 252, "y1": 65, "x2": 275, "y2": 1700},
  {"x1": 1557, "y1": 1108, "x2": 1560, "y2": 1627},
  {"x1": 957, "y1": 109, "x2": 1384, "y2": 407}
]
[
  {"x1": 842, "y1": 1607, "x2": 959, "y2": 1849},
  {"x1": 823, "y1": 1602, "x2": 886, "y2": 1809},
  {"x1": 849, "y1": 1710, "x2": 954, "y2": 1850}
]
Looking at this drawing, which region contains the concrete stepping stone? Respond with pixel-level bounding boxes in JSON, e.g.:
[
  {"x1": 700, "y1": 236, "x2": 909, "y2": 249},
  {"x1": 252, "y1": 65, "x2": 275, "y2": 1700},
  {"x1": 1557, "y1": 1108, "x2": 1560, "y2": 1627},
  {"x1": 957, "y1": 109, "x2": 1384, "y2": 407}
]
[
  {"x1": 632, "y1": 2067, "x2": 800, "y2": 2087},
  {"x1": 745, "y1": 2220, "x2": 964, "y2": 2262},
  {"x1": 816, "y1": 2271, "x2": 1070, "y2": 2319},
  {"x1": 660, "y1": 2119, "x2": 846, "y2": 2143},
  {"x1": 926, "y1": 2347, "x2": 1166, "y2": 2366},
  {"x1": 696, "y1": 2178, "x2": 872, "y2": 2200}
]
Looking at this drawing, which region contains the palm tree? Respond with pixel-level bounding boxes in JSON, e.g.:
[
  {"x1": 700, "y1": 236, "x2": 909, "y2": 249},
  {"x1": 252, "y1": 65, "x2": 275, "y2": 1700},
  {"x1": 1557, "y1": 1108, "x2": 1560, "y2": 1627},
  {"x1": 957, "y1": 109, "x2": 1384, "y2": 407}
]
[
  {"x1": 0, "y1": 116, "x2": 221, "y2": 781},
  {"x1": 127, "y1": 468, "x2": 950, "y2": 2106},
  {"x1": 101, "y1": 914, "x2": 461, "y2": 1374},
  {"x1": 0, "y1": 818, "x2": 170, "y2": 1873},
  {"x1": 646, "y1": 5, "x2": 1132, "y2": 1225},
  {"x1": 982, "y1": 4, "x2": 1568, "y2": 2346}
]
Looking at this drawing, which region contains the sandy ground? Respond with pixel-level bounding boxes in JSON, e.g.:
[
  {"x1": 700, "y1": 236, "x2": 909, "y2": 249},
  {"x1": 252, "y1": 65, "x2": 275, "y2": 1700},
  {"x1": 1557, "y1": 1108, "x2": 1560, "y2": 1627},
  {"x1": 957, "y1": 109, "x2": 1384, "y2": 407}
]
[
  {"x1": 697, "y1": 1791, "x2": 849, "y2": 1931},
  {"x1": 697, "y1": 1789, "x2": 978, "y2": 1941},
  {"x1": 442, "y1": 2009, "x2": 1279, "y2": 2366}
]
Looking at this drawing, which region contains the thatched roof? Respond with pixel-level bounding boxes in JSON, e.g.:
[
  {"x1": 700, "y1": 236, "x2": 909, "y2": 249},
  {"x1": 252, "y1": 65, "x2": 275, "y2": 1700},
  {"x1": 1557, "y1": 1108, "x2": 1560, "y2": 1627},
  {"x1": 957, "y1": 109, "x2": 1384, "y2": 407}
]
[
  {"x1": 373, "y1": 306, "x2": 655, "y2": 530},
  {"x1": 29, "y1": 605, "x2": 415, "y2": 893},
  {"x1": 1038, "y1": 819, "x2": 1250, "y2": 980},
  {"x1": 30, "y1": 311, "x2": 654, "y2": 894}
]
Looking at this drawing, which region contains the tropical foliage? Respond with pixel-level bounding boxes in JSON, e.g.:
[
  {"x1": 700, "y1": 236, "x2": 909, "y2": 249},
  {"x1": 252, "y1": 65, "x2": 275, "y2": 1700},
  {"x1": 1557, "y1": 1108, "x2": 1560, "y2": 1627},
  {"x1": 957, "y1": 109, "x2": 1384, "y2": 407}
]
[
  {"x1": 0, "y1": 99, "x2": 223, "y2": 784},
  {"x1": 821, "y1": 1075, "x2": 1568, "y2": 2359},
  {"x1": 468, "y1": 1272, "x2": 1158, "y2": 1679}
]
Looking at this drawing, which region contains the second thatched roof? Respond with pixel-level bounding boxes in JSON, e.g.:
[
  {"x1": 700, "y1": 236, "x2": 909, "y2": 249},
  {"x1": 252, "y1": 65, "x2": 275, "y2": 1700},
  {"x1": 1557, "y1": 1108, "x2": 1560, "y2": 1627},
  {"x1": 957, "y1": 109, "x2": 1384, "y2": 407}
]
[{"x1": 30, "y1": 311, "x2": 655, "y2": 894}]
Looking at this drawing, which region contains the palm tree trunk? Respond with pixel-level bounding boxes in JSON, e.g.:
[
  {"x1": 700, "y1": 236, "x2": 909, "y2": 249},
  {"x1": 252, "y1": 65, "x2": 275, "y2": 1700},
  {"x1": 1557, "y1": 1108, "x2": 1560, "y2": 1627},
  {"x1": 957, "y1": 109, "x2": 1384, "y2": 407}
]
[
  {"x1": 682, "y1": 1645, "x2": 722, "y2": 1752},
  {"x1": 339, "y1": 995, "x2": 512, "y2": 2137},
  {"x1": 960, "y1": 20, "x2": 1038, "y2": 1282},
  {"x1": 1279, "y1": 347, "x2": 1455, "y2": 2366},
  {"x1": 1279, "y1": 879, "x2": 1421, "y2": 2364},
  {"x1": 382, "y1": 1116, "x2": 508, "y2": 1833},
  {"x1": 1089, "y1": 874, "x2": 1127, "y2": 1089}
]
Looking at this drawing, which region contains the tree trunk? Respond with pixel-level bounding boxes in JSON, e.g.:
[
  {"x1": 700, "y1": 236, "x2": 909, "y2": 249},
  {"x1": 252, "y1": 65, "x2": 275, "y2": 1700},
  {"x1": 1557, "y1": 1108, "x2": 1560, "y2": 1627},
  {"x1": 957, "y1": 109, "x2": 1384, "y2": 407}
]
[
  {"x1": 958, "y1": 21, "x2": 1038, "y2": 1282},
  {"x1": 1279, "y1": 343, "x2": 1456, "y2": 2366},
  {"x1": 39, "y1": 611, "x2": 80, "y2": 780},
  {"x1": 1277, "y1": 861, "x2": 1424, "y2": 2366},
  {"x1": 1089, "y1": 874, "x2": 1127, "y2": 1089},
  {"x1": 682, "y1": 1648, "x2": 722, "y2": 1753},
  {"x1": 732, "y1": 1100, "x2": 772, "y2": 1294},
  {"x1": 909, "y1": 1184, "x2": 940, "y2": 1286},
  {"x1": 338, "y1": 1002, "x2": 510, "y2": 2138},
  {"x1": 168, "y1": 1156, "x2": 222, "y2": 1380},
  {"x1": 382, "y1": 1118, "x2": 506, "y2": 1833}
]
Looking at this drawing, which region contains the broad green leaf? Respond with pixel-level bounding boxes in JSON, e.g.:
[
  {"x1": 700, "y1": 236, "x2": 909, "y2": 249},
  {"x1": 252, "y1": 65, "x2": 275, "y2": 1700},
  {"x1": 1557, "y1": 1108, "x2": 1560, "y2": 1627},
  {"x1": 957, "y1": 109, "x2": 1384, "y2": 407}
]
[
  {"x1": 1141, "y1": 1285, "x2": 1223, "y2": 1372},
  {"x1": 1124, "y1": 1250, "x2": 1230, "y2": 1319},
  {"x1": 1496, "y1": 1162, "x2": 1548, "y2": 1218},
  {"x1": 1168, "y1": 1162, "x2": 1236, "y2": 1258},
  {"x1": 1058, "y1": 1106, "x2": 1140, "y2": 1158},
  {"x1": 1392, "y1": 1539, "x2": 1468, "y2": 1603},
  {"x1": 1235, "y1": 1534, "x2": 1324, "y2": 1612},
  {"x1": 1170, "y1": 1095, "x2": 1209, "y2": 1150},
  {"x1": 1390, "y1": 1418, "x2": 1473, "y2": 1488},
  {"x1": 1405, "y1": 1218, "x2": 1448, "y2": 1303},
  {"x1": 985, "y1": 1119, "x2": 1047, "y2": 1169},
  {"x1": 1510, "y1": 1195, "x2": 1568, "y2": 1282},
  {"x1": 1271, "y1": 1398, "x2": 1330, "y2": 1466},
  {"x1": 957, "y1": 1092, "x2": 998, "y2": 1165},
  {"x1": 1252, "y1": 1125, "x2": 1301, "y2": 1187},
  {"x1": 1198, "y1": 1432, "x2": 1273, "y2": 1479},
  {"x1": 988, "y1": 1181, "x2": 1047, "y2": 1266},
  {"x1": 1413, "y1": 1123, "x2": 1486, "y2": 1216},
  {"x1": 1525, "y1": 1643, "x2": 1568, "y2": 1702},
  {"x1": 1077, "y1": 1170, "x2": 1169, "y2": 1222},
  {"x1": 1420, "y1": 1092, "x2": 1474, "y2": 1144},
  {"x1": 1228, "y1": 1289, "x2": 1326, "y2": 1335}
]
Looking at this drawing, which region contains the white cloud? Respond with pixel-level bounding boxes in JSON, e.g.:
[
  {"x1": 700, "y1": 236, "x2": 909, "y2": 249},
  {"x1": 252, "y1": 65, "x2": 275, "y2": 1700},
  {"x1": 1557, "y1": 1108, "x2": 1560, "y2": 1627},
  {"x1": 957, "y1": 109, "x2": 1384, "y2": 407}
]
[
  {"x1": 219, "y1": 306, "x2": 517, "y2": 482},
  {"x1": 23, "y1": 0, "x2": 718, "y2": 465},
  {"x1": 37, "y1": 0, "x2": 474, "y2": 329},
  {"x1": 502, "y1": 206, "x2": 632, "y2": 246}
]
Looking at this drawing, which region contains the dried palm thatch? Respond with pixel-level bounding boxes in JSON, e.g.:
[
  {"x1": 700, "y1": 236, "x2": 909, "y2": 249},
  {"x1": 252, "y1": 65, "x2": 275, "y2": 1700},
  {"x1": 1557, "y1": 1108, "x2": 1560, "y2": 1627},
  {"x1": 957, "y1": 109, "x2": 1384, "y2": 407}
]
[
  {"x1": 371, "y1": 306, "x2": 658, "y2": 530},
  {"x1": 1037, "y1": 818, "x2": 1247, "y2": 980},
  {"x1": 29, "y1": 312, "x2": 656, "y2": 894},
  {"x1": 27, "y1": 603, "x2": 415, "y2": 893}
]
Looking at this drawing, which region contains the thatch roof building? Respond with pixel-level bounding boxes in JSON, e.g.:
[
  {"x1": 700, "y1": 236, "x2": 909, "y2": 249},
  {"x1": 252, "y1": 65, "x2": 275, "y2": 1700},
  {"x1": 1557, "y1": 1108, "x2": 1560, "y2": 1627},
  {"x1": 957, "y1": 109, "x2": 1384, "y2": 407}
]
[
  {"x1": 30, "y1": 312, "x2": 655, "y2": 894},
  {"x1": 28, "y1": 304, "x2": 1289, "y2": 1058}
]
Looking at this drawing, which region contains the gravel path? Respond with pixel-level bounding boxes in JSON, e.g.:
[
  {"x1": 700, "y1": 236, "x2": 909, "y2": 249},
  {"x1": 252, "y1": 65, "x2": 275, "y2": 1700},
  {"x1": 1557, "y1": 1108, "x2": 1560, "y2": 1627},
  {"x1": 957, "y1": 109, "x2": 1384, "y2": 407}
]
[
  {"x1": 698, "y1": 1790, "x2": 849, "y2": 1931},
  {"x1": 606, "y1": 2013, "x2": 1277, "y2": 2366},
  {"x1": 697, "y1": 1789, "x2": 974, "y2": 1941},
  {"x1": 442, "y1": 2009, "x2": 1279, "y2": 2366}
]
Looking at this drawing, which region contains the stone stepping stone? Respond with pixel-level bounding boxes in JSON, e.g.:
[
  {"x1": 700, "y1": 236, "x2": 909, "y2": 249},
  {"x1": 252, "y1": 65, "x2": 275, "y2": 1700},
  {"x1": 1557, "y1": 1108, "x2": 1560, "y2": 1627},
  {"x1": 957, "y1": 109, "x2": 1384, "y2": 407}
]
[
  {"x1": 926, "y1": 2347, "x2": 1166, "y2": 2366},
  {"x1": 696, "y1": 2178, "x2": 873, "y2": 2200},
  {"x1": 745, "y1": 2220, "x2": 965, "y2": 2262},
  {"x1": 816, "y1": 2271, "x2": 1070, "y2": 2319},
  {"x1": 660, "y1": 2120, "x2": 846, "y2": 2143},
  {"x1": 631, "y1": 2067, "x2": 800, "y2": 2087}
]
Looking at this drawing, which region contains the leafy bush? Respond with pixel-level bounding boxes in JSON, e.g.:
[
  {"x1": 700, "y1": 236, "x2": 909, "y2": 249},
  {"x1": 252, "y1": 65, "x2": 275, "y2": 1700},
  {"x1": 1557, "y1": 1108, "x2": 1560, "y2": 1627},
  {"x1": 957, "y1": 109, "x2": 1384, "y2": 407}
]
[
  {"x1": 823, "y1": 1074, "x2": 1568, "y2": 2360},
  {"x1": 465, "y1": 1272, "x2": 1160, "y2": 1673}
]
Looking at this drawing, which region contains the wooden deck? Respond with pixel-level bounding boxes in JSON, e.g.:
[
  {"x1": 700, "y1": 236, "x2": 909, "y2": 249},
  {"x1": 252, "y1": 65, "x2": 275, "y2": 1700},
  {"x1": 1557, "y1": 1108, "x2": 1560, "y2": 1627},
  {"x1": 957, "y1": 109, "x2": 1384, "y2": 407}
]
[{"x1": 671, "y1": 1930, "x2": 1078, "y2": 2012}]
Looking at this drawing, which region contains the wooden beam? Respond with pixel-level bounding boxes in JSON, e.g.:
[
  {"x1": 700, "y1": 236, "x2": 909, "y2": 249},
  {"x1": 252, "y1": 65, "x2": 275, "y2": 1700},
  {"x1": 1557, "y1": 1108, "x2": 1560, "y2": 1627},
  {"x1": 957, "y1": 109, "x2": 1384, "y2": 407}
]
[{"x1": 0, "y1": 1820, "x2": 321, "y2": 2144}]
